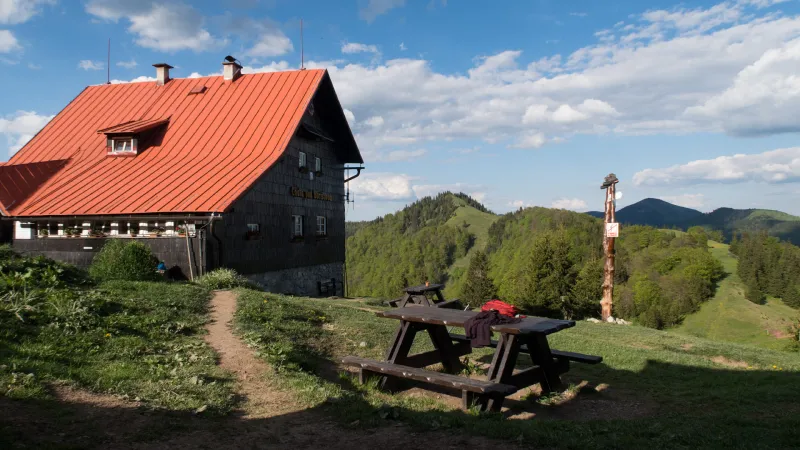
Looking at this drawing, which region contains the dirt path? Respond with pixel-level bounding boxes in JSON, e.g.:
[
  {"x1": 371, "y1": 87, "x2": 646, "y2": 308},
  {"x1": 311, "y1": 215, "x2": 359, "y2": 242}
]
[{"x1": 203, "y1": 289, "x2": 300, "y2": 419}]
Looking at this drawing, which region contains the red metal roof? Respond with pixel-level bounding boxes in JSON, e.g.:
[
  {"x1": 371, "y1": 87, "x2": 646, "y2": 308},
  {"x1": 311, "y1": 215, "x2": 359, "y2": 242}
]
[
  {"x1": 5, "y1": 69, "x2": 361, "y2": 217},
  {"x1": 97, "y1": 117, "x2": 170, "y2": 135},
  {"x1": 0, "y1": 159, "x2": 70, "y2": 215}
]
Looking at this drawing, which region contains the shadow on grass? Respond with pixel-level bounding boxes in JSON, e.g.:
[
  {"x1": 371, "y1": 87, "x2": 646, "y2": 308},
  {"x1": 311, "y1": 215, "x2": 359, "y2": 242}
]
[{"x1": 3, "y1": 359, "x2": 800, "y2": 450}]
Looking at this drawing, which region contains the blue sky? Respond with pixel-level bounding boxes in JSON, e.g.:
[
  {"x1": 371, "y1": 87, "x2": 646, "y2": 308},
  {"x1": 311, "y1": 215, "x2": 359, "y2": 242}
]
[{"x1": 1, "y1": 0, "x2": 800, "y2": 221}]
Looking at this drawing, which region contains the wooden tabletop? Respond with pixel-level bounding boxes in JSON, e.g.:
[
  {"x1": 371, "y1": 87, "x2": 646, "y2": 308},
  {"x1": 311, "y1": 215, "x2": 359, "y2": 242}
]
[
  {"x1": 376, "y1": 307, "x2": 575, "y2": 335},
  {"x1": 403, "y1": 284, "x2": 445, "y2": 294}
]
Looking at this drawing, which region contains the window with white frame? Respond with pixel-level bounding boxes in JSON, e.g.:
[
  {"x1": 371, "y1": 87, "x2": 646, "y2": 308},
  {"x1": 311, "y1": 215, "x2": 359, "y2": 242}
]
[
  {"x1": 315, "y1": 157, "x2": 321, "y2": 172},
  {"x1": 112, "y1": 138, "x2": 134, "y2": 153},
  {"x1": 298, "y1": 151, "x2": 307, "y2": 168},
  {"x1": 292, "y1": 215, "x2": 304, "y2": 238},
  {"x1": 316, "y1": 216, "x2": 327, "y2": 236}
]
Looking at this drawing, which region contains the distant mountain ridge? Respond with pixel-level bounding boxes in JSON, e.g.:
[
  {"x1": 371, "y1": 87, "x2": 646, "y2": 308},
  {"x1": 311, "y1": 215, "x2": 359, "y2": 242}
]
[{"x1": 588, "y1": 198, "x2": 800, "y2": 244}]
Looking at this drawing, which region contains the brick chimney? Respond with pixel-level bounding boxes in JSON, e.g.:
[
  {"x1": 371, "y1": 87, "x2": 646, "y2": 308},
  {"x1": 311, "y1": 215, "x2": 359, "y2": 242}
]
[
  {"x1": 222, "y1": 57, "x2": 243, "y2": 82},
  {"x1": 153, "y1": 63, "x2": 173, "y2": 86}
]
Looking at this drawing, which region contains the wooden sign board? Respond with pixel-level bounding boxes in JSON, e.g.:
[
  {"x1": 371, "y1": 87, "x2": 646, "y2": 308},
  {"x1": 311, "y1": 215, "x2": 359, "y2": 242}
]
[{"x1": 605, "y1": 222, "x2": 619, "y2": 238}]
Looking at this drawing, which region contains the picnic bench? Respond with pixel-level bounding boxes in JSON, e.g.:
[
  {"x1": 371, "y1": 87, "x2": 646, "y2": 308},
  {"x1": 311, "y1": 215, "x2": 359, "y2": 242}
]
[
  {"x1": 386, "y1": 283, "x2": 463, "y2": 309},
  {"x1": 342, "y1": 307, "x2": 602, "y2": 412}
]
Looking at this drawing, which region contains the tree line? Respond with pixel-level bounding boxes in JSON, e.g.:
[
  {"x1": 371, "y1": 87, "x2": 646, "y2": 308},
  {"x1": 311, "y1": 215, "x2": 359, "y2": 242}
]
[{"x1": 730, "y1": 231, "x2": 800, "y2": 308}]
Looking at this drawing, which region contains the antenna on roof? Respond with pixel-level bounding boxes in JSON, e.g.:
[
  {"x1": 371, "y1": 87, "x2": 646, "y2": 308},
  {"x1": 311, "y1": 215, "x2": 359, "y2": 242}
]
[
  {"x1": 107, "y1": 38, "x2": 111, "y2": 84},
  {"x1": 300, "y1": 18, "x2": 305, "y2": 70}
]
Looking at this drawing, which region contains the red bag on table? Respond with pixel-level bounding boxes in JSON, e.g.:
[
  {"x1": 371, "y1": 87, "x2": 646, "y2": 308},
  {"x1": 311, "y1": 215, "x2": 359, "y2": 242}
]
[{"x1": 480, "y1": 299, "x2": 520, "y2": 318}]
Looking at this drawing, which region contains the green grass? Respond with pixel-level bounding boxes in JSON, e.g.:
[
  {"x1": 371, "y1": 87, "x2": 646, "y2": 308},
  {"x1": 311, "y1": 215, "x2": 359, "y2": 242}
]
[
  {"x1": 0, "y1": 280, "x2": 236, "y2": 414},
  {"x1": 444, "y1": 201, "x2": 499, "y2": 298},
  {"x1": 677, "y1": 241, "x2": 800, "y2": 351},
  {"x1": 234, "y1": 290, "x2": 800, "y2": 449}
]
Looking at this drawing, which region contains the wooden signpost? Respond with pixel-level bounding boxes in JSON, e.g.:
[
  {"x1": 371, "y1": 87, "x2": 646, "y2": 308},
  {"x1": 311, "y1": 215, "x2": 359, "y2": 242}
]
[{"x1": 601, "y1": 173, "x2": 619, "y2": 321}]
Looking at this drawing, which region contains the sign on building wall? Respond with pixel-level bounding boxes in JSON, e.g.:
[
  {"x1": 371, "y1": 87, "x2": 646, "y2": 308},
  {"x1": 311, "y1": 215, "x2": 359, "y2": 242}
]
[{"x1": 290, "y1": 187, "x2": 333, "y2": 202}]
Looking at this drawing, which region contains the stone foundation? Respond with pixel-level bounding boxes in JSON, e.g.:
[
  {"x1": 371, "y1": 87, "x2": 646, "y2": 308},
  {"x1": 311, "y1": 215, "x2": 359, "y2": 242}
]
[{"x1": 246, "y1": 262, "x2": 343, "y2": 297}]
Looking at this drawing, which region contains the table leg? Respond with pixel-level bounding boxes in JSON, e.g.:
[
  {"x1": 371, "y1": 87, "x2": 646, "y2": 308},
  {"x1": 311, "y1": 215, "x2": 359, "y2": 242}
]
[
  {"x1": 526, "y1": 333, "x2": 564, "y2": 394},
  {"x1": 425, "y1": 324, "x2": 464, "y2": 373},
  {"x1": 381, "y1": 321, "x2": 418, "y2": 391},
  {"x1": 484, "y1": 334, "x2": 521, "y2": 412}
]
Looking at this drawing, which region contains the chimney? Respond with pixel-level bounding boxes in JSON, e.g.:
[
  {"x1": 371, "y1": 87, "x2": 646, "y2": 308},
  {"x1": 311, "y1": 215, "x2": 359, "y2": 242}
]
[
  {"x1": 222, "y1": 56, "x2": 243, "y2": 82},
  {"x1": 153, "y1": 63, "x2": 173, "y2": 86}
]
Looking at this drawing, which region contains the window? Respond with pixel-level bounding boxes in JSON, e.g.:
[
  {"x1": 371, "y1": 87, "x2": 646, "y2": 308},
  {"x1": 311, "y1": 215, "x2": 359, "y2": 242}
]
[
  {"x1": 315, "y1": 157, "x2": 321, "y2": 172},
  {"x1": 316, "y1": 216, "x2": 327, "y2": 236},
  {"x1": 298, "y1": 151, "x2": 307, "y2": 168},
  {"x1": 292, "y1": 215, "x2": 304, "y2": 238},
  {"x1": 113, "y1": 138, "x2": 133, "y2": 153},
  {"x1": 247, "y1": 223, "x2": 260, "y2": 240}
]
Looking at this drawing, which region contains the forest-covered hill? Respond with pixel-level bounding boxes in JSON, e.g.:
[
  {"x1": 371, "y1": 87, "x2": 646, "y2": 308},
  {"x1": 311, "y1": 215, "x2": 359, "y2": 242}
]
[
  {"x1": 347, "y1": 193, "x2": 736, "y2": 329},
  {"x1": 588, "y1": 198, "x2": 800, "y2": 244}
]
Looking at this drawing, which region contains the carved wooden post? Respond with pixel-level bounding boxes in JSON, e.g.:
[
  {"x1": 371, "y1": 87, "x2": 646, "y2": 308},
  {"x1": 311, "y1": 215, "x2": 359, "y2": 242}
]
[{"x1": 601, "y1": 173, "x2": 619, "y2": 321}]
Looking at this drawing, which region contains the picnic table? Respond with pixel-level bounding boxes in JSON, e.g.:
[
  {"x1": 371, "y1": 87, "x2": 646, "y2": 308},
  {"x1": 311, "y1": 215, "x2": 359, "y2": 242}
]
[
  {"x1": 343, "y1": 307, "x2": 602, "y2": 412},
  {"x1": 386, "y1": 284, "x2": 462, "y2": 309}
]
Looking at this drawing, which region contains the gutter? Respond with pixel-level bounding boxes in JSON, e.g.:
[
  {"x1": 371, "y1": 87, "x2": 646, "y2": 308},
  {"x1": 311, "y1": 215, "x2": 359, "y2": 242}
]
[{"x1": 1, "y1": 214, "x2": 223, "y2": 222}]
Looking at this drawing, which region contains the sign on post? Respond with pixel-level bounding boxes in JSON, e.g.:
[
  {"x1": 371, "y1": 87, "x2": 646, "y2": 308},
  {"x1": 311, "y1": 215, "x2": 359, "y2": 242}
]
[{"x1": 605, "y1": 222, "x2": 619, "y2": 238}]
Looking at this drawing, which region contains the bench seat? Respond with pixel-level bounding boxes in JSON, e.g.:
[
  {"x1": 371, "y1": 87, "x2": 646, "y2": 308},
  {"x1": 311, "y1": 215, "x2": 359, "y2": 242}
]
[
  {"x1": 448, "y1": 333, "x2": 602, "y2": 365},
  {"x1": 341, "y1": 356, "x2": 517, "y2": 396}
]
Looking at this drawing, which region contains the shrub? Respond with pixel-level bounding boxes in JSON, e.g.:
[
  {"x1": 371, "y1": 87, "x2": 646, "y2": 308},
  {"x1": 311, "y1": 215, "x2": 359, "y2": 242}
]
[
  {"x1": 195, "y1": 268, "x2": 252, "y2": 290},
  {"x1": 89, "y1": 240, "x2": 159, "y2": 282}
]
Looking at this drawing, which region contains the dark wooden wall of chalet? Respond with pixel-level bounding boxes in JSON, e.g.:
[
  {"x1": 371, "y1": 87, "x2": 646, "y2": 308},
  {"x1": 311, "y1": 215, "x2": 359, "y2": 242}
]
[{"x1": 214, "y1": 108, "x2": 346, "y2": 275}]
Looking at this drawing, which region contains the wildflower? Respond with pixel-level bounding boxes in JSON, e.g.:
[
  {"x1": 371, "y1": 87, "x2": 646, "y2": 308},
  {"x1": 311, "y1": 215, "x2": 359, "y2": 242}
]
[
  {"x1": 773, "y1": 365, "x2": 777, "y2": 369},
  {"x1": 105, "y1": 333, "x2": 111, "y2": 338}
]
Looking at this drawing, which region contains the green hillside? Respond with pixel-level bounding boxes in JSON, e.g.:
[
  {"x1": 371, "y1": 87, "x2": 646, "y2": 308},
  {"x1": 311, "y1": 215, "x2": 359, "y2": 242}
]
[
  {"x1": 442, "y1": 196, "x2": 499, "y2": 298},
  {"x1": 678, "y1": 241, "x2": 800, "y2": 350}
]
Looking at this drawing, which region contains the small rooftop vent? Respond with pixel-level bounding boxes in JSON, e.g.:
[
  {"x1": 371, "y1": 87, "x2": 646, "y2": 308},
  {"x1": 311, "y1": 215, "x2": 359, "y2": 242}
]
[{"x1": 188, "y1": 85, "x2": 207, "y2": 95}]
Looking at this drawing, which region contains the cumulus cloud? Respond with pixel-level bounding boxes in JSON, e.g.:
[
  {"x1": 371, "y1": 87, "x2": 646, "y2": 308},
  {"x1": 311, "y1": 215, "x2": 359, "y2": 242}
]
[
  {"x1": 359, "y1": 0, "x2": 405, "y2": 23},
  {"x1": 659, "y1": 193, "x2": 705, "y2": 208},
  {"x1": 551, "y1": 198, "x2": 589, "y2": 211},
  {"x1": 0, "y1": 29, "x2": 19, "y2": 53},
  {"x1": 343, "y1": 108, "x2": 356, "y2": 125},
  {"x1": 0, "y1": 110, "x2": 53, "y2": 157},
  {"x1": 86, "y1": 0, "x2": 225, "y2": 52},
  {"x1": 78, "y1": 60, "x2": 104, "y2": 70},
  {"x1": 222, "y1": 16, "x2": 293, "y2": 58},
  {"x1": 377, "y1": 149, "x2": 426, "y2": 162},
  {"x1": 633, "y1": 147, "x2": 800, "y2": 185},
  {"x1": 290, "y1": 0, "x2": 800, "y2": 161},
  {"x1": 109, "y1": 75, "x2": 156, "y2": 84},
  {"x1": 0, "y1": 0, "x2": 55, "y2": 25},
  {"x1": 342, "y1": 42, "x2": 379, "y2": 54},
  {"x1": 349, "y1": 172, "x2": 416, "y2": 201},
  {"x1": 399, "y1": 42, "x2": 407, "y2": 51}
]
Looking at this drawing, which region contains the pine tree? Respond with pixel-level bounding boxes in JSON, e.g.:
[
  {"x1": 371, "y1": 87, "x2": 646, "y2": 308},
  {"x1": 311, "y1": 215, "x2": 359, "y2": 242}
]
[
  {"x1": 461, "y1": 250, "x2": 496, "y2": 307},
  {"x1": 569, "y1": 258, "x2": 603, "y2": 319},
  {"x1": 522, "y1": 230, "x2": 577, "y2": 317},
  {"x1": 783, "y1": 284, "x2": 800, "y2": 309}
]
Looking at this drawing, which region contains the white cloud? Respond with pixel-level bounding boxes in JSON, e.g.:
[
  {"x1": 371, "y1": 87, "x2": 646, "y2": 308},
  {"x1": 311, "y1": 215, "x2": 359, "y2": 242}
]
[
  {"x1": 342, "y1": 42, "x2": 379, "y2": 54},
  {"x1": 510, "y1": 132, "x2": 547, "y2": 149},
  {"x1": 349, "y1": 172, "x2": 416, "y2": 201},
  {"x1": 450, "y1": 147, "x2": 480, "y2": 155},
  {"x1": 633, "y1": 147, "x2": 800, "y2": 185},
  {"x1": 343, "y1": 108, "x2": 356, "y2": 125},
  {"x1": 224, "y1": 16, "x2": 293, "y2": 58},
  {"x1": 0, "y1": 110, "x2": 53, "y2": 157},
  {"x1": 0, "y1": 0, "x2": 55, "y2": 25},
  {"x1": 0, "y1": 29, "x2": 19, "y2": 53},
  {"x1": 551, "y1": 198, "x2": 589, "y2": 211},
  {"x1": 116, "y1": 59, "x2": 137, "y2": 69},
  {"x1": 364, "y1": 115, "x2": 384, "y2": 127},
  {"x1": 509, "y1": 200, "x2": 532, "y2": 208},
  {"x1": 360, "y1": 0, "x2": 405, "y2": 23},
  {"x1": 78, "y1": 60, "x2": 104, "y2": 71},
  {"x1": 399, "y1": 42, "x2": 407, "y2": 51},
  {"x1": 570, "y1": 12, "x2": 588, "y2": 18},
  {"x1": 85, "y1": 1, "x2": 225, "y2": 52},
  {"x1": 109, "y1": 75, "x2": 156, "y2": 84},
  {"x1": 412, "y1": 183, "x2": 485, "y2": 200},
  {"x1": 659, "y1": 193, "x2": 705, "y2": 208}
]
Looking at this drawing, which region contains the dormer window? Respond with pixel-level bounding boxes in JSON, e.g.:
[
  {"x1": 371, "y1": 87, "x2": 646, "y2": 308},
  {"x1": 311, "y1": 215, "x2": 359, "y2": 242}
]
[
  {"x1": 98, "y1": 117, "x2": 170, "y2": 157},
  {"x1": 112, "y1": 137, "x2": 136, "y2": 153}
]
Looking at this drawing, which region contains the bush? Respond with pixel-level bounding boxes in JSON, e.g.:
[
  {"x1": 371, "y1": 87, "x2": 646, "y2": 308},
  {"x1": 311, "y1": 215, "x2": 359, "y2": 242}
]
[
  {"x1": 195, "y1": 268, "x2": 252, "y2": 290},
  {"x1": 89, "y1": 240, "x2": 159, "y2": 282}
]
